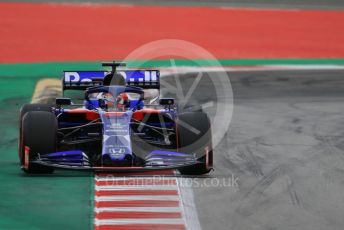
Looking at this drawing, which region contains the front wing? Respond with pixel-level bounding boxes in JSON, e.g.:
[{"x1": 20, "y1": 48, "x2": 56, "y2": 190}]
[
  {"x1": 30, "y1": 160, "x2": 203, "y2": 172},
  {"x1": 28, "y1": 149, "x2": 204, "y2": 172}
]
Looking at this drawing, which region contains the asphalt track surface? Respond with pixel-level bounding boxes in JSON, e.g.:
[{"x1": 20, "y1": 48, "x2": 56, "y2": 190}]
[
  {"x1": 162, "y1": 69, "x2": 344, "y2": 230},
  {"x1": 4, "y1": 0, "x2": 344, "y2": 9}
]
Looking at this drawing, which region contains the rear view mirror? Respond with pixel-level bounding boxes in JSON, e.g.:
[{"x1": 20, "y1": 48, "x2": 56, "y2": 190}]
[
  {"x1": 159, "y1": 98, "x2": 174, "y2": 106},
  {"x1": 56, "y1": 98, "x2": 72, "y2": 106}
]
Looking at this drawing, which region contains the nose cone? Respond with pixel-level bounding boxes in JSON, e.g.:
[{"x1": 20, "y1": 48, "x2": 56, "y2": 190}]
[
  {"x1": 102, "y1": 152, "x2": 133, "y2": 166},
  {"x1": 102, "y1": 136, "x2": 132, "y2": 165}
]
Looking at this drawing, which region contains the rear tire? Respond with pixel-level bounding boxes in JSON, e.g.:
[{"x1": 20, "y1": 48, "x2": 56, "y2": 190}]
[
  {"x1": 19, "y1": 104, "x2": 53, "y2": 121},
  {"x1": 176, "y1": 112, "x2": 213, "y2": 175},
  {"x1": 21, "y1": 111, "x2": 57, "y2": 173}
]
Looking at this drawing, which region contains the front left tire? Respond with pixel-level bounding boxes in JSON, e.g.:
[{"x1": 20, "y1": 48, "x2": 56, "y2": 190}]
[{"x1": 176, "y1": 111, "x2": 213, "y2": 175}]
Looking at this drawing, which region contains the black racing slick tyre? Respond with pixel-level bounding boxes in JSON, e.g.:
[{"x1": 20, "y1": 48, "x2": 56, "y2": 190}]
[
  {"x1": 20, "y1": 111, "x2": 57, "y2": 173},
  {"x1": 18, "y1": 104, "x2": 53, "y2": 164},
  {"x1": 176, "y1": 112, "x2": 213, "y2": 175}
]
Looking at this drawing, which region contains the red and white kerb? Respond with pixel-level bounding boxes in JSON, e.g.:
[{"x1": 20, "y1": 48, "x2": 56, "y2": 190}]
[{"x1": 94, "y1": 173, "x2": 186, "y2": 230}]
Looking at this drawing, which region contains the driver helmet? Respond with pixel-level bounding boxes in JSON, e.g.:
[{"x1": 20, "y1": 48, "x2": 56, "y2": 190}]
[
  {"x1": 97, "y1": 92, "x2": 115, "y2": 107},
  {"x1": 116, "y1": 93, "x2": 129, "y2": 110}
]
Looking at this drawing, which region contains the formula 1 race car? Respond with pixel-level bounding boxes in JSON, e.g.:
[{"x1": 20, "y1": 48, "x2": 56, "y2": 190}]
[{"x1": 19, "y1": 62, "x2": 213, "y2": 174}]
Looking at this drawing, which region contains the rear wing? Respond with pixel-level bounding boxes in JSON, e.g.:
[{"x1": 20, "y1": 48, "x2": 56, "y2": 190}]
[{"x1": 62, "y1": 70, "x2": 160, "y2": 91}]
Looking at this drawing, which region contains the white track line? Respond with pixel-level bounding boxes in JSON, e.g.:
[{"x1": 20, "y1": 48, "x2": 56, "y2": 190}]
[
  {"x1": 95, "y1": 176, "x2": 177, "y2": 181},
  {"x1": 177, "y1": 178, "x2": 202, "y2": 230},
  {"x1": 95, "y1": 195, "x2": 180, "y2": 201},
  {"x1": 95, "y1": 218, "x2": 185, "y2": 225},
  {"x1": 159, "y1": 65, "x2": 344, "y2": 76},
  {"x1": 95, "y1": 185, "x2": 178, "y2": 190},
  {"x1": 95, "y1": 207, "x2": 182, "y2": 213}
]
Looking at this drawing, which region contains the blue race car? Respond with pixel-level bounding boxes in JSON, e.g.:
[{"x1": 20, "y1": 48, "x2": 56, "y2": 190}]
[{"x1": 19, "y1": 62, "x2": 213, "y2": 174}]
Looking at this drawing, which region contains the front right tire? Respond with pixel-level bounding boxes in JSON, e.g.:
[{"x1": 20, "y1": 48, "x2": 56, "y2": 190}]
[{"x1": 20, "y1": 111, "x2": 57, "y2": 173}]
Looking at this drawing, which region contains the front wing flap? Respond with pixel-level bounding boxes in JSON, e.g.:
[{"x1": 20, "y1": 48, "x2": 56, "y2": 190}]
[{"x1": 30, "y1": 160, "x2": 202, "y2": 172}]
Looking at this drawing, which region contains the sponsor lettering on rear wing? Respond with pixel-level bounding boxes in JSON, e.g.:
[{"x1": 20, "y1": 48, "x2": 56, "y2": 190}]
[{"x1": 62, "y1": 70, "x2": 160, "y2": 91}]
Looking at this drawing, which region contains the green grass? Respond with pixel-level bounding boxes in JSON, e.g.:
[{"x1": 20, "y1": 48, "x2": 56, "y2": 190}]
[
  {"x1": 0, "y1": 58, "x2": 343, "y2": 78},
  {"x1": 0, "y1": 77, "x2": 94, "y2": 230}
]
